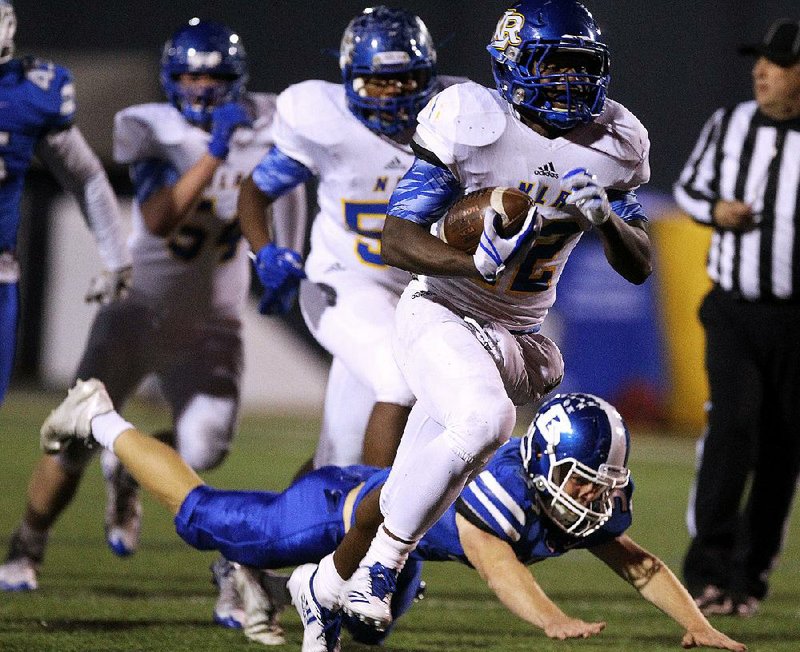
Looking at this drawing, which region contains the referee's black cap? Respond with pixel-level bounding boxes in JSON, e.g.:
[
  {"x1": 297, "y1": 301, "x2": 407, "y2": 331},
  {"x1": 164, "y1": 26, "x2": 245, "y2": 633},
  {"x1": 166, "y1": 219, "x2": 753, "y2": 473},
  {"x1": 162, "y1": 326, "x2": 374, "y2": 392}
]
[{"x1": 739, "y1": 18, "x2": 800, "y2": 67}]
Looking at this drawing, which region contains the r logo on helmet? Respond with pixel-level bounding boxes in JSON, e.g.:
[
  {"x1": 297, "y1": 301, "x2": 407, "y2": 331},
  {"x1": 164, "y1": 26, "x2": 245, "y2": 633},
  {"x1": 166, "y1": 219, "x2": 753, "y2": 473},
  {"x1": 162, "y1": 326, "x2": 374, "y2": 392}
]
[{"x1": 491, "y1": 10, "x2": 525, "y2": 51}]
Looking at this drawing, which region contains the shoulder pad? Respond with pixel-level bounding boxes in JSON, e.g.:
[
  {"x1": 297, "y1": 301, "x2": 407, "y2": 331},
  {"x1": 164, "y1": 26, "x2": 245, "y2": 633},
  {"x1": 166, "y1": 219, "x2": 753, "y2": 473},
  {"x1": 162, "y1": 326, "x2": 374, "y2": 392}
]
[
  {"x1": 113, "y1": 103, "x2": 190, "y2": 163},
  {"x1": 417, "y1": 82, "x2": 507, "y2": 149},
  {"x1": 244, "y1": 91, "x2": 278, "y2": 126},
  {"x1": 18, "y1": 57, "x2": 75, "y2": 124},
  {"x1": 275, "y1": 80, "x2": 349, "y2": 146},
  {"x1": 591, "y1": 100, "x2": 651, "y2": 186}
]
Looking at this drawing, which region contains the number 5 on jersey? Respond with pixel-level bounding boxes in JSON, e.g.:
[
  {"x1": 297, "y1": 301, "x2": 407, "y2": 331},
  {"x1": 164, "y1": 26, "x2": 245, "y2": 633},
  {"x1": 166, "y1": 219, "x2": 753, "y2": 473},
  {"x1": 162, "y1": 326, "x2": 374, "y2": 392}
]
[{"x1": 343, "y1": 200, "x2": 389, "y2": 267}]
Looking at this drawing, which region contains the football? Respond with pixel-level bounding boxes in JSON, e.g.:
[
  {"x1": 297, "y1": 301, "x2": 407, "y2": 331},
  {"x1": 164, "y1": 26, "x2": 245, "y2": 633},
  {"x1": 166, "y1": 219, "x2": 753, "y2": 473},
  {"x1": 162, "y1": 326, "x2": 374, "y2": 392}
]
[{"x1": 440, "y1": 187, "x2": 535, "y2": 254}]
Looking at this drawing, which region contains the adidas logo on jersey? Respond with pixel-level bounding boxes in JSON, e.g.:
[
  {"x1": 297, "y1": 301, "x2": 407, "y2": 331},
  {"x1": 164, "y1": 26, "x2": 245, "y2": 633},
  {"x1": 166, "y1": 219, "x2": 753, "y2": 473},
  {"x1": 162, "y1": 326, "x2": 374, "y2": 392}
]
[
  {"x1": 384, "y1": 156, "x2": 407, "y2": 170},
  {"x1": 534, "y1": 162, "x2": 559, "y2": 179}
]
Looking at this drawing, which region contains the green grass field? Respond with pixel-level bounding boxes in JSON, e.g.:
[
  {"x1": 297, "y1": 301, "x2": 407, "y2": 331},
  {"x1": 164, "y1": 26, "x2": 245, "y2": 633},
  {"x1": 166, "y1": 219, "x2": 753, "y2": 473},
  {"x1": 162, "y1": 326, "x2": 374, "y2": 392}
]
[{"x1": 1, "y1": 389, "x2": 799, "y2": 652}]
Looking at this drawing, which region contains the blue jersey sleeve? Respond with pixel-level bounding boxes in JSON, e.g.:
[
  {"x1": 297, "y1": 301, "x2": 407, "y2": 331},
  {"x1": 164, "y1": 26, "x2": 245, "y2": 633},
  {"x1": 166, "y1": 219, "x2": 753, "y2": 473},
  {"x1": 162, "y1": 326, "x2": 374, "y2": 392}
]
[
  {"x1": 21, "y1": 58, "x2": 76, "y2": 132},
  {"x1": 608, "y1": 189, "x2": 647, "y2": 222},
  {"x1": 130, "y1": 159, "x2": 181, "y2": 205},
  {"x1": 386, "y1": 157, "x2": 462, "y2": 227},
  {"x1": 455, "y1": 440, "x2": 532, "y2": 545},
  {"x1": 251, "y1": 145, "x2": 314, "y2": 199}
]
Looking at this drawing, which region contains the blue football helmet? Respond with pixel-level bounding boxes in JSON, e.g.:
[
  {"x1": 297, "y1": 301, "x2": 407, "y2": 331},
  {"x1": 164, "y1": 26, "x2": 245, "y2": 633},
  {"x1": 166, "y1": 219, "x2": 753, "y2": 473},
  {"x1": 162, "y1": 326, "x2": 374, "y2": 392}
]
[
  {"x1": 0, "y1": 1, "x2": 16, "y2": 65},
  {"x1": 160, "y1": 18, "x2": 248, "y2": 125},
  {"x1": 339, "y1": 6, "x2": 438, "y2": 136},
  {"x1": 520, "y1": 393, "x2": 630, "y2": 537},
  {"x1": 487, "y1": 0, "x2": 610, "y2": 130}
]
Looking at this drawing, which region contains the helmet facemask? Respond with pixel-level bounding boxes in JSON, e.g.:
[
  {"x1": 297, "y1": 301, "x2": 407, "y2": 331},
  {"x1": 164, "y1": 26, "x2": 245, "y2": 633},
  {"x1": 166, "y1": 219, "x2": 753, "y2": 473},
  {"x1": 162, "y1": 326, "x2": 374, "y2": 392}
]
[
  {"x1": 520, "y1": 392, "x2": 631, "y2": 538},
  {"x1": 349, "y1": 68, "x2": 435, "y2": 135},
  {"x1": 533, "y1": 454, "x2": 629, "y2": 537},
  {"x1": 488, "y1": 1, "x2": 611, "y2": 131},
  {"x1": 493, "y1": 39, "x2": 609, "y2": 130},
  {"x1": 340, "y1": 6, "x2": 437, "y2": 136},
  {"x1": 0, "y1": 2, "x2": 16, "y2": 65},
  {"x1": 160, "y1": 19, "x2": 248, "y2": 126}
]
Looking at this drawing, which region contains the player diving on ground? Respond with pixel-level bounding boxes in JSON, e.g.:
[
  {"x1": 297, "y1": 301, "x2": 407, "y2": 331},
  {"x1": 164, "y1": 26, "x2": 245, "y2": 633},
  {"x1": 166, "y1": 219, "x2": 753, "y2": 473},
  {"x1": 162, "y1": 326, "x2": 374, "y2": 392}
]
[{"x1": 38, "y1": 379, "x2": 745, "y2": 651}]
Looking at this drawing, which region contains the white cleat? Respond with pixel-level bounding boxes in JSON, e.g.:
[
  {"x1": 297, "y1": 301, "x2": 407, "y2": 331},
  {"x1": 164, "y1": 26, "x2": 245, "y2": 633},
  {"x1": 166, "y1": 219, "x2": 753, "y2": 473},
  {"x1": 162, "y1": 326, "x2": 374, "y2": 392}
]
[
  {"x1": 233, "y1": 562, "x2": 286, "y2": 645},
  {"x1": 0, "y1": 557, "x2": 39, "y2": 592},
  {"x1": 340, "y1": 562, "x2": 396, "y2": 632},
  {"x1": 211, "y1": 557, "x2": 245, "y2": 629},
  {"x1": 102, "y1": 450, "x2": 141, "y2": 557},
  {"x1": 288, "y1": 563, "x2": 341, "y2": 652},
  {"x1": 40, "y1": 378, "x2": 113, "y2": 453}
]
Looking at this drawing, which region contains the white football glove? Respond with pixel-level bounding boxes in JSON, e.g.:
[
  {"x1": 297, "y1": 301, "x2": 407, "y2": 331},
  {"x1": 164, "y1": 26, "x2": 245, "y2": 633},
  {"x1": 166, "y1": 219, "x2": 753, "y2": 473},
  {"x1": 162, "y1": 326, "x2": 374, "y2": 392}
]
[
  {"x1": 85, "y1": 266, "x2": 132, "y2": 304},
  {"x1": 473, "y1": 206, "x2": 539, "y2": 282},
  {"x1": 562, "y1": 168, "x2": 611, "y2": 226}
]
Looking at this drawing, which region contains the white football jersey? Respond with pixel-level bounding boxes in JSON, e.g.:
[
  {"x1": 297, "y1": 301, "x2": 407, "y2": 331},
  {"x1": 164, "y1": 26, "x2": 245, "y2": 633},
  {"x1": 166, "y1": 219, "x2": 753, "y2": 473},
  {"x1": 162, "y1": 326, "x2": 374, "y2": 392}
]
[
  {"x1": 272, "y1": 78, "x2": 461, "y2": 294},
  {"x1": 415, "y1": 81, "x2": 650, "y2": 330},
  {"x1": 113, "y1": 93, "x2": 299, "y2": 321}
]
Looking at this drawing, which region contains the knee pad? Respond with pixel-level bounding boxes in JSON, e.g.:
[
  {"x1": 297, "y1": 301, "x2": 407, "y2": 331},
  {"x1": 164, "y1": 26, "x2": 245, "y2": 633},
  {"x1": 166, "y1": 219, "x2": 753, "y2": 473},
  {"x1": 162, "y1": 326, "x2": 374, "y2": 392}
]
[
  {"x1": 175, "y1": 395, "x2": 237, "y2": 471},
  {"x1": 443, "y1": 391, "x2": 516, "y2": 467}
]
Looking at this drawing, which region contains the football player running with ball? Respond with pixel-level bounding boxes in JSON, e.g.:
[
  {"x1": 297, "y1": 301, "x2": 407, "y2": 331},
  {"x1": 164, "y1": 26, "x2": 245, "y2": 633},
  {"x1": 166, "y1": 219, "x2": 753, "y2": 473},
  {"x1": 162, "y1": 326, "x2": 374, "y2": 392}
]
[
  {"x1": 288, "y1": 2, "x2": 659, "y2": 650},
  {"x1": 39, "y1": 381, "x2": 745, "y2": 651},
  {"x1": 238, "y1": 6, "x2": 463, "y2": 471},
  {"x1": 0, "y1": 18, "x2": 304, "y2": 638}
]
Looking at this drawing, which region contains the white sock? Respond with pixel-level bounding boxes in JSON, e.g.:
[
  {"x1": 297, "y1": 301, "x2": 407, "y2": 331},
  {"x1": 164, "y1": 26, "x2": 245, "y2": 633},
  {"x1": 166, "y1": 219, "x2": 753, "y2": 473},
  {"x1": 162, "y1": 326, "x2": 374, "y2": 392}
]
[
  {"x1": 362, "y1": 525, "x2": 416, "y2": 573},
  {"x1": 312, "y1": 554, "x2": 345, "y2": 609},
  {"x1": 91, "y1": 411, "x2": 134, "y2": 450}
]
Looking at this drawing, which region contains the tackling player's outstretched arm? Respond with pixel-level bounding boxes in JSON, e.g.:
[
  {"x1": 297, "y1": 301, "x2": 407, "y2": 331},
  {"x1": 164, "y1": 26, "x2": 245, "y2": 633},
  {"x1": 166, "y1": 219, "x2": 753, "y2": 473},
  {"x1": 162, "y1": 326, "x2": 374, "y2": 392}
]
[
  {"x1": 590, "y1": 535, "x2": 747, "y2": 651},
  {"x1": 456, "y1": 514, "x2": 606, "y2": 640}
]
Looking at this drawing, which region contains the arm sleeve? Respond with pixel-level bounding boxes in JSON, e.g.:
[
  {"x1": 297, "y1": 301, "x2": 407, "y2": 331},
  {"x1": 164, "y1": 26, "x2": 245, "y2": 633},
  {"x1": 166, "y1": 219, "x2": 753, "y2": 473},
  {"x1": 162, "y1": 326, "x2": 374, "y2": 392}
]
[
  {"x1": 251, "y1": 145, "x2": 314, "y2": 199},
  {"x1": 673, "y1": 108, "x2": 727, "y2": 225},
  {"x1": 455, "y1": 466, "x2": 529, "y2": 545},
  {"x1": 608, "y1": 189, "x2": 648, "y2": 223},
  {"x1": 386, "y1": 157, "x2": 462, "y2": 227},
  {"x1": 35, "y1": 126, "x2": 131, "y2": 270},
  {"x1": 129, "y1": 159, "x2": 181, "y2": 205}
]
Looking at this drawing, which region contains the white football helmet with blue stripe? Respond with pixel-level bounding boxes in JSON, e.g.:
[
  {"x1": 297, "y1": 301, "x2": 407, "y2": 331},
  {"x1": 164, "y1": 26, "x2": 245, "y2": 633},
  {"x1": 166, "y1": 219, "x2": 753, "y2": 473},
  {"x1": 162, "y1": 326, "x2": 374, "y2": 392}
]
[{"x1": 521, "y1": 392, "x2": 630, "y2": 537}]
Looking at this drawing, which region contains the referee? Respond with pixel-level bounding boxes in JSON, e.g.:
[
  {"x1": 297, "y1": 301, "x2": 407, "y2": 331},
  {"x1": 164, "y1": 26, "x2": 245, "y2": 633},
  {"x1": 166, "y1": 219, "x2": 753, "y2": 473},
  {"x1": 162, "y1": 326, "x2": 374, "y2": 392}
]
[{"x1": 673, "y1": 18, "x2": 800, "y2": 618}]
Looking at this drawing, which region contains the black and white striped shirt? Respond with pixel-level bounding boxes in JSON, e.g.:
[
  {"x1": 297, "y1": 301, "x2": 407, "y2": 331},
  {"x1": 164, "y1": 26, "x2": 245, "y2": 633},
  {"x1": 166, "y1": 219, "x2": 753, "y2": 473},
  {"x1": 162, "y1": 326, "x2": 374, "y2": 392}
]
[{"x1": 674, "y1": 100, "x2": 800, "y2": 302}]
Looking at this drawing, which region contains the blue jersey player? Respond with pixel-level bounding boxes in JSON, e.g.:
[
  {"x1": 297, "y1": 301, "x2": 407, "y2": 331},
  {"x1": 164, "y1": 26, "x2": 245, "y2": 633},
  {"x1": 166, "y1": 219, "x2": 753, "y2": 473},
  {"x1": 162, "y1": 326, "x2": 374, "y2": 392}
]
[
  {"x1": 0, "y1": 1, "x2": 131, "y2": 403},
  {"x1": 39, "y1": 381, "x2": 745, "y2": 651}
]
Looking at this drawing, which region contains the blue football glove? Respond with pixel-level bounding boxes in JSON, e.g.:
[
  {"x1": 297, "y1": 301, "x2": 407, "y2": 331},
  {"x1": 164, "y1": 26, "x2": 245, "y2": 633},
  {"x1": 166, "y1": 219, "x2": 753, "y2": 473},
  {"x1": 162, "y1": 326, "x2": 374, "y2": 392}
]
[
  {"x1": 561, "y1": 168, "x2": 611, "y2": 226},
  {"x1": 208, "y1": 102, "x2": 252, "y2": 160},
  {"x1": 253, "y1": 243, "x2": 305, "y2": 315}
]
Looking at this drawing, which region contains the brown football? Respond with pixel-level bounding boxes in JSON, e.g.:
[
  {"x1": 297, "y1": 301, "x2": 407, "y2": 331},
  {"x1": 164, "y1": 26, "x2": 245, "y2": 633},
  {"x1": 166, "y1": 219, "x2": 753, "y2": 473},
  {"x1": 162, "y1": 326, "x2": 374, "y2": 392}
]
[{"x1": 440, "y1": 187, "x2": 535, "y2": 254}]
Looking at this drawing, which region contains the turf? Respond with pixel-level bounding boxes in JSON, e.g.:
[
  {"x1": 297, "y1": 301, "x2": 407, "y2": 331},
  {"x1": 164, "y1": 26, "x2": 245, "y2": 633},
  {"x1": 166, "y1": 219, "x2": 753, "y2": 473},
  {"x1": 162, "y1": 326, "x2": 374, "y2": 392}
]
[{"x1": 1, "y1": 389, "x2": 799, "y2": 651}]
